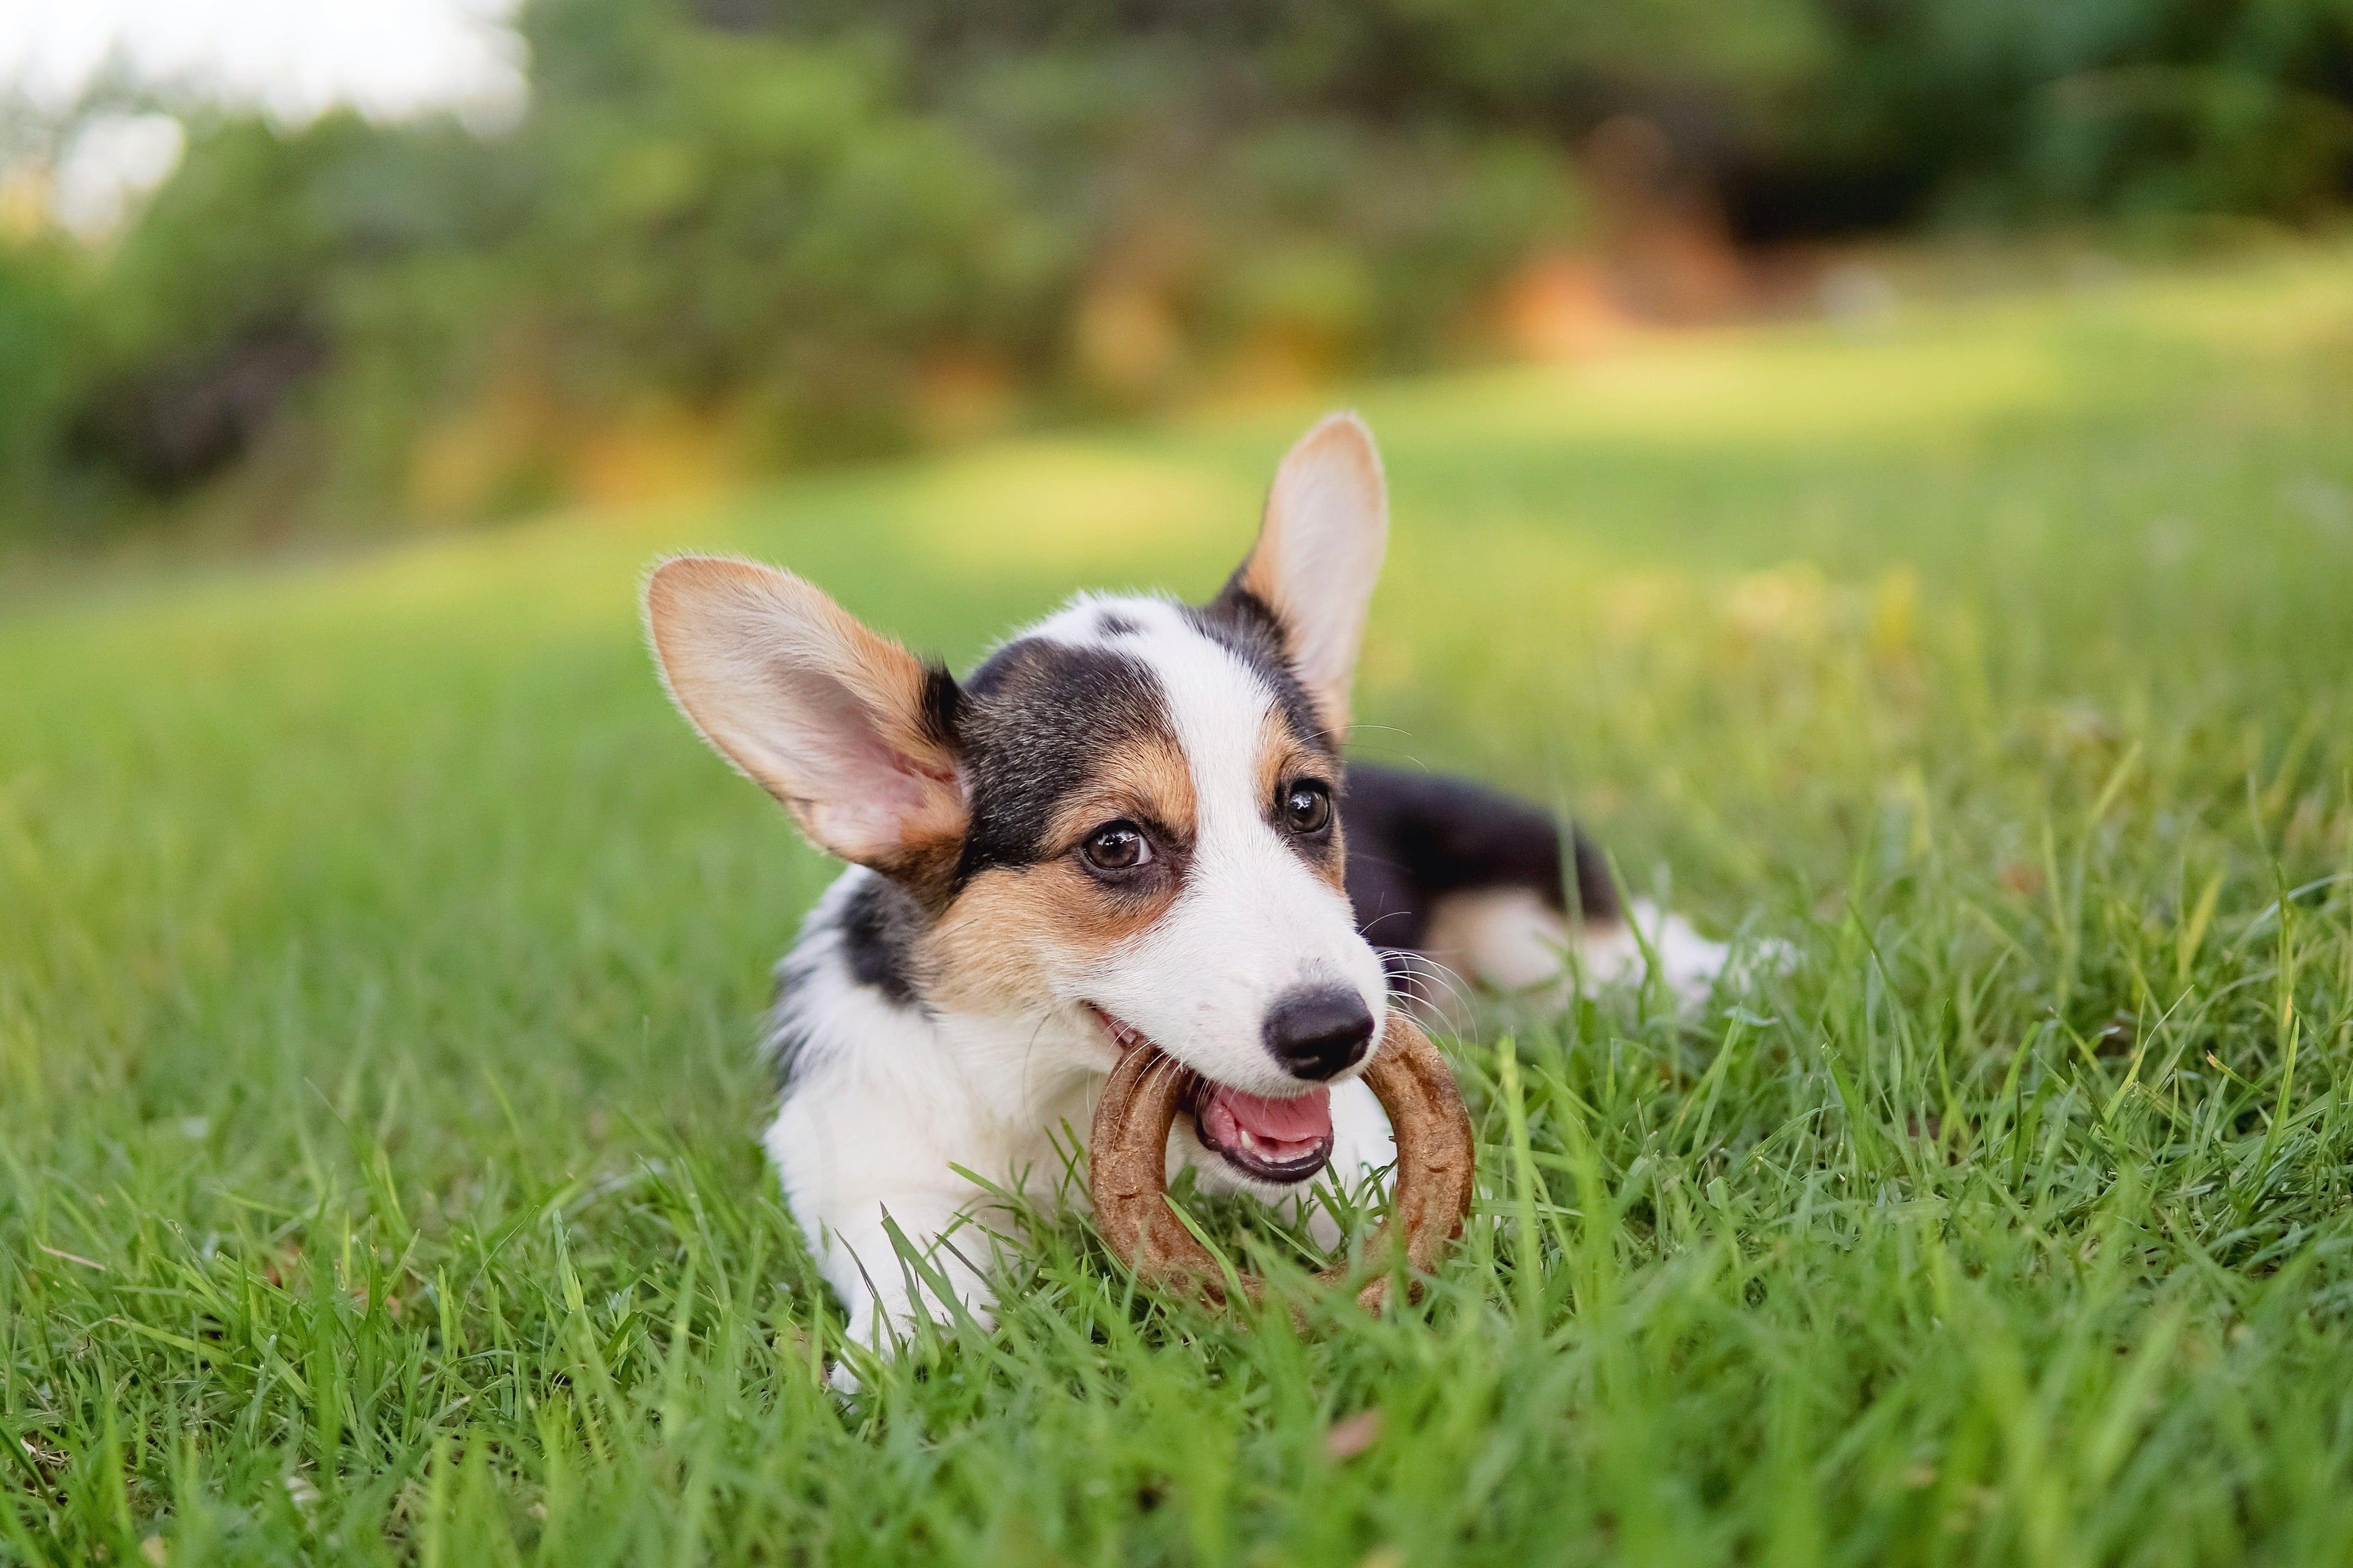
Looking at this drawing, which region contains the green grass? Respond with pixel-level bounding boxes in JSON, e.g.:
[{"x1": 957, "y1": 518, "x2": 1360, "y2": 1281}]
[{"x1": 6, "y1": 243, "x2": 2353, "y2": 1566}]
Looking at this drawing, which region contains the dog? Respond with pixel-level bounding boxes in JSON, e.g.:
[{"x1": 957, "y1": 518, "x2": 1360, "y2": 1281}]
[{"x1": 643, "y1": 415, "x2": 1730, "y2": 1380}]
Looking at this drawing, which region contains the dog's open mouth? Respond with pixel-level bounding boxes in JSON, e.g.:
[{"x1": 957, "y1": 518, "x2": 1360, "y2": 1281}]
[
  {"x1": 1091, "y1": 1005, "x2": 1334, "y2": 1184},
  {"x1": 1188, "y1": 1079, "x2": 1335, "y2": 1184}
]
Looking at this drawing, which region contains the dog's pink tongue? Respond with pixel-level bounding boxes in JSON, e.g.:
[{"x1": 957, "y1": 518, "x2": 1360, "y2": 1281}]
[{"x1": 1202, "y1": 1084, "x2": 1333, "y2": 1146}]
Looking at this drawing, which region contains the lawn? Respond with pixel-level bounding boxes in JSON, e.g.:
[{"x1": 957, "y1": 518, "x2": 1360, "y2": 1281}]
[{"x1": 5, "y1": 243, "x2": 2353, "y2": 1567}]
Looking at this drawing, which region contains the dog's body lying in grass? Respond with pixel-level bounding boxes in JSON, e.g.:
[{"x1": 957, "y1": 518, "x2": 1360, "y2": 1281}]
[{"x1": 644, "y1": 416, "x2": 1729, "y2": 1379}]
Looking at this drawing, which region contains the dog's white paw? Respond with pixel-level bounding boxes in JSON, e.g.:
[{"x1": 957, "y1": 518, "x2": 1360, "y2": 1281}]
[
  {"x1": 1586, "y1": 900, "x2": 1724, "y2": 1002},
  {"x1": 1582, "y1": 901, "x2": 1796, "y2": 1005},
  {"x1": 1416, "y1": 888, "x2": 1790, "y2": 1014}
]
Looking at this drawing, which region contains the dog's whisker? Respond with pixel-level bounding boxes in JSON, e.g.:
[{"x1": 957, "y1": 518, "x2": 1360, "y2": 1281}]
[{"x1": 1381, "y1": 949, "x2": 1482, "y2": 1019}]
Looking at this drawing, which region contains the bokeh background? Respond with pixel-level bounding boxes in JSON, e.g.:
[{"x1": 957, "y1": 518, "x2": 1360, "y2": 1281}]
[{"x1": 4, "y1": 0, "x2": 2351, "y2": 551}]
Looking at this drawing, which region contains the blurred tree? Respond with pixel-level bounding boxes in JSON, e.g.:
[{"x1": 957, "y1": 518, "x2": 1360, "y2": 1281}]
[
  {"x1": 0, "y1": 232, "x2": 77, "y2": 526},
  {"x1": 0, "y1": 0, "x2": 2345, "y2": 545},
  {"x1": 513, "y1": 20, "x2": 1067, "y2": 461}
]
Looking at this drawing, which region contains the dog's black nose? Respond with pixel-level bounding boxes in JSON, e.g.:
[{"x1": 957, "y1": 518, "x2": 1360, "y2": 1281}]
[{"x1": 1263, "y1": 987, "x2": 1375, "y2": 1081}]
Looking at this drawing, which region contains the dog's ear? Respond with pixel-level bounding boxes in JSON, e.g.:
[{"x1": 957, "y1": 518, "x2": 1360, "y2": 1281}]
[
  {"x1": 1224, "y1": 412, "x2": 1388, "y2": 736},
  {"x1": 644, "y1": 556, "x2": 964, "y2": 878}
]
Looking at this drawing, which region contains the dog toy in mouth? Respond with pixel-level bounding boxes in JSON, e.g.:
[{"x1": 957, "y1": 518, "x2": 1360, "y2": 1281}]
[{"x1": 1088, "y1": 1013, "x2": 1477, "y2": 1314}]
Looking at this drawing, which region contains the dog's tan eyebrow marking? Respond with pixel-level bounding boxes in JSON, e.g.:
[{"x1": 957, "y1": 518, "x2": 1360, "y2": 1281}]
[
  {"x1": 1257, "y1": 706, "x2": 1346, "y2": 889},
  {"x1": 952, "y1": 635, "x2": 1177, "y2": 878},
  {"x1": 1042, "y1": 729, "x2": 1199, "y2": 851}
]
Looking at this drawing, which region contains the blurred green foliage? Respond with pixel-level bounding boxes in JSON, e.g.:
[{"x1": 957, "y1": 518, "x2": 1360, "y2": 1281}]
[{"x1": 1, "y1": 0, "x2": 2348, "y2": 544}]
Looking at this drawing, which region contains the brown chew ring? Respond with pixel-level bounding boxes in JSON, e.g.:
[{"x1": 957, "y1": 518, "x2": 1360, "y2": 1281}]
[{"x1": 1089, "y1": 1012, "x2": 1476, "y2": 1314}]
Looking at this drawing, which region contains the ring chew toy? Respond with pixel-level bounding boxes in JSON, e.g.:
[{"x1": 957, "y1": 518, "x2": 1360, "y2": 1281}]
[{"x1": 1089, "y1": 1012, "x2": 1476, "y2": 1312}]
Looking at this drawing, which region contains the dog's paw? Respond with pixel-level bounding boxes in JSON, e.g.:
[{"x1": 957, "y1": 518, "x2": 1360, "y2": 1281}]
[
  {"x1": 1577, "y1": 901, "x2": 1793, "y2": 1008},
  {"x1": 1416, "y1": 887, "x2": 1790, "y2": 1014}
]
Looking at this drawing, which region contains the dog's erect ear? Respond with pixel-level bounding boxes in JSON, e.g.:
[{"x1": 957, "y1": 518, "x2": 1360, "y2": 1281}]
[
  {"x1": 1226, "y1": 412, "x2": 1388, "y2": 736},
  {"x1": 644, "y1": 556, "x2": 964, "y2": 876}
]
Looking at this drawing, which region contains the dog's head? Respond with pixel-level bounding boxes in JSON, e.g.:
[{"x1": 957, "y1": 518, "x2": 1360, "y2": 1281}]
[{"x1": 645, "y1": 415, "x2": 1390, "y2": 1187}]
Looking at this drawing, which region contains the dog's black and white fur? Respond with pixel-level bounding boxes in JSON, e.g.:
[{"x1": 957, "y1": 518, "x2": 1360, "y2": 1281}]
[{"x1": 645, "y1": 415, "x2": 1729, "y2": 1381}]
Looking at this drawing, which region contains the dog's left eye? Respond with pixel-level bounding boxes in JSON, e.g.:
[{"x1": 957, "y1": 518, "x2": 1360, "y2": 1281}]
[
  {"x1": 1081, "y1": 821, "x2": 1153, "y2": 873},
  {"x1": 1280, "y1": 781, "x2": 1333, "y2": 835}
]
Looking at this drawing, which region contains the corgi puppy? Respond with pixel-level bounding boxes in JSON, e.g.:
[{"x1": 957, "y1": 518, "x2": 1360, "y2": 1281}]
[{"x1": 644, "y1": 415, "x2": 1729, "y2": 1378}]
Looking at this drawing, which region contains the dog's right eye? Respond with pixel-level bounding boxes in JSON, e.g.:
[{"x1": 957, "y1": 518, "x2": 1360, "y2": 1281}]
[{"x1": 1080, "y1": 822, "x2": 1152, "y2": 873}]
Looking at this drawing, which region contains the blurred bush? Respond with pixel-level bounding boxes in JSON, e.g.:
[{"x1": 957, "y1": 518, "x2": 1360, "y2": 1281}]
[{"x1": 1, "y1": 0, "x2": 2348, "y2": 544}]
